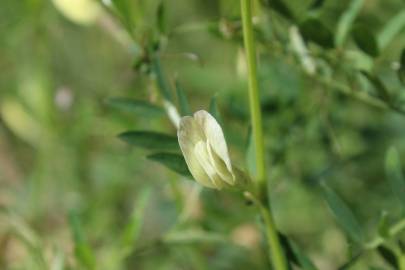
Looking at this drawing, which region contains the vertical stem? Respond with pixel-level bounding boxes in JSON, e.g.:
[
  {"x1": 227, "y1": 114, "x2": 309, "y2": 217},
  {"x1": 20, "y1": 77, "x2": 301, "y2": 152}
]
[
  {"x1": 240, "y1": 0, "x2": 266, "y2": 190},
  {"x1": 240, "y1": 1, "x2": 288, "y2": 270}
]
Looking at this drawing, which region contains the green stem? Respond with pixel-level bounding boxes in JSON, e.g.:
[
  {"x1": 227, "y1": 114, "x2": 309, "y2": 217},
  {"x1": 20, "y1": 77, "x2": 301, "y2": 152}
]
[
  {"x1": 240, "y1": 0, "x2": 266, "y2": 191},
  {"x1": 240, "y1": 1, "x2": 287, "y2": 269},
  {"x1": 245, "y1": 192, "x2": 288, "y2": 270},
  {"x1": 365, "y1": 218, "x2": 405, "y2": 249}
]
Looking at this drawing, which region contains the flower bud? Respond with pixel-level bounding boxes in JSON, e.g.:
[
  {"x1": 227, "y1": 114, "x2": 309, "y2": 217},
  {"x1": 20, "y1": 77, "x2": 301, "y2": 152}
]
[{"x1": 177, "y1": 110, "x2": 249, "y2": 189}]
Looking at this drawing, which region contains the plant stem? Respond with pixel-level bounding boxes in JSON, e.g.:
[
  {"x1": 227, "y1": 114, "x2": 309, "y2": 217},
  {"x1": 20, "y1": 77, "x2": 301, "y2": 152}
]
[
  {"x1": 365, "y1": 218, "x2": 405, "y2": 249},
  {"x1": 240, "y1": 0, "x2": 266, "y2": 192},
  {"x1": 245, "y1": 192, "x2": 288, "y2": 270},
  {"x1": 240, "y1": 1, "x2": 287, "y2": 270}
]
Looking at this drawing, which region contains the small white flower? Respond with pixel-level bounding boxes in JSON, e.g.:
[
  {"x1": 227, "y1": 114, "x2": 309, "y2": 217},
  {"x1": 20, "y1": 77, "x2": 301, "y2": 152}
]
[{"x1": 178, "y1": 110, "x2": 248, "y2": 189}]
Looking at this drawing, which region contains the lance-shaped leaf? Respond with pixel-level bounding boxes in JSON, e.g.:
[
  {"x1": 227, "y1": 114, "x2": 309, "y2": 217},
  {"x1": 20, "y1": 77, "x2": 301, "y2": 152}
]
[
  {"x1": 299, "y1": 18, "x2": 334, "y2": 49},
  {"x1": 385, "y1": 147, "x2": 405, "y2": 212},
  {"x1": 209, "y1": 95, "x2": 222, "y2": 123},
  {"x1": 335, "y1": 0, "x2": 364, "y2": 47},
  {"x1": 322, "y1": 183, "x2": 363, "y2": 244},
  {"x1": 352, "y1": 25, "x2": 379, "y2": 57},
  {"x1": 118, "y1": 131, "x2": 179, "y2": 151},
  {"x1": 111, "y1": 0, "x2": 135, "y2": 34},
  {"x1": 175, "y1": 81, "x2": 191, "y2": 116},
  {"x1": 289, "y1": 241, "x2": 319, "y2": 270},
  {"x1": 152, "y1": 55, "x2": 173, "y2": 102},
  {"x1": 68, "y1": 211, "x2": 96, "y2": 270},
  {"x1": 377, "y1": 245, "x2": 399, "y2": 269},
  {"x1": 337, "y1": 253, "x2": 362, "y2": 270},
  {"x1": 106, "y1": 97, "x2": 164, "y2": 117},
  {"x1": 361, "y1": 71, "x2": 391, "y2": 102},
  {"x1": 264, "y1": 0, "x2": 294, "y2": 20},
  {"x1": 278, "y1": 233, "x2": 318, "y2": 270},
  {"x1": 156, "y1": 1, "x2": 167, "y2": 34},
  {"x1": 147, "y1": 152, "x2": 191, "y2": 177}
]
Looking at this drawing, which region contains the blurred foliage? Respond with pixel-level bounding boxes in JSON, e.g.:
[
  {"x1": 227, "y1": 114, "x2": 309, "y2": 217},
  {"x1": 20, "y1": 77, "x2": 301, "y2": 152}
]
[{"x1": 0, "y1": 0, "x2": 405, "y2": 269}]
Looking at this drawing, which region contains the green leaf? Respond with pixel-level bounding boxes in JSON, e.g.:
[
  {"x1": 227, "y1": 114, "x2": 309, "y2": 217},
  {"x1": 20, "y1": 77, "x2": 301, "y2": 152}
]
[
  {"x1": 278, "y1": 233, "x2": 299, "y2": 267},
  {"x1": 299, "y1": 18, "x2": 334, "y2": 49},
  {"x1": 385, "y1": 147, "x2": 405, "y2": 212},
  {"x1": 175, "y1": 81, "x2": 191, "y2": 116},
  {"x1": 209, "y1": 95, "x2": 221, "y2": 123},
  {"x1": 321, "y1": 183, "x2": 363, "y2": 244},
  {"x1": 111, "y1": 0, "x2": 135, "y2": 35},
  {"x1": 377, "y1": 211, "x2": 390, "y2": 238},
  {"x1": 68, "y1": 211, "x2": 96, "y2": 270},
  {"x1": 157, "y1": 1, "x2": 167, "y2": 34},
  {"x1": 147, "y1": 152, "x2": 191, "y2": 177},
  {"x1": 152, "y1": 55, "x2": 173, "y2": 102},
  {"x1": 360, "y1": 71, "x2": 390, "y2": 102},
  {"x1": 338, "y1": 253, "x2": 362, "y2": 270},
  {"x1": 105, "y1": 97, "x2": 164, "y2": 117},
  {"x1": 352, "y1": 25, "x2": 379, "y2": 57},
  {"x1": 120, "y1": 187, "x2": 151, "y2": 256},
  {"x1": 377, "y1": 245, "x2": 399, "y2": 269},
  {"x1": 335, "y1": 0, "x2": 364, "y2": 47},
  {"x1": 378, "y1": 10, "x2": 405, "y2": 49},
  {"x1": 278, "y1": 233, "x2": 318, "y2": 270},
  {"x1": 289, "y1": 241, "x2": 319, "y2": 270},
  {"x1": 118, "y1": 131, "x2": 179, "y2": 151},
  {"x1": 263, "y1": 0, "x2": 294, "y2": 20}
]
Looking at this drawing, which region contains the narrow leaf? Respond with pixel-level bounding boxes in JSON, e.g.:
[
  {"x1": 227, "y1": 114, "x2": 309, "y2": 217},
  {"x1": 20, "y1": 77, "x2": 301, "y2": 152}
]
[
  {"x1": 152, "y1": 55, "x2": 173, "y2": 102},
  {"x1": 377, "y1": 245, "x2": 399, "y2": 269},
  {"x1": 278, "y1": 233, "x2": 299, "y2": 267},
  {"x1": 338, "y1": 253, "x2": 362, "y2": 270},
  {"x1": 378, "y1": 10, "x2": 405, "y2": 49},
  {"x1": 377, "y1": 211, "x2": 390, "y2": 238},
  {"x1": 209, "y1": 95, "x2": 221, "y2": 123},
  {"x1": 322, "y1": 183, "x2": 363, "y2": 243},
  {"x1": 147, "y1": 152, "x2": 191, "y2": 177},
  {"x1": 118, "y1": 131, "x2": 179, "y2": 151},
  {"x1": 120, "y1": 187, "x2": 151, "y2": 255},
  {"x1": 352, "y1": 25, "x2": 379, "y2": 57},
  {"x1": 299, "y1": 18, "x2": 334, "y2": 49},
  {"x1": 157, "y1": 1, "x2": 167, "y2": 34},
  {"x1": 361, "y1": 71, "x2": 390, "y2": 102},
  {"x1": 335, "y1": 0, "x2": 364, "y2": 47},
  {"x1": 385, "y1": 147, "x2": 405, "y2": 212},
  {"x1": 264, "y1": 0, "x2": 294, "y2": 20},
  {"x1": 68, "y1": 211, "x2": 95, "y2": 270},
  {"x1": 289, "y1": 240, "x2": 319, "y2": 270},
  {"x1": 111, "y1": 0, "x2": 135, "y2": 34},
  {"x1": 105, "y1": 97, "x2": 164, "y2": 117},
  {"x1": 175, "y1": 81, "x2": 191, "y2": 116}
]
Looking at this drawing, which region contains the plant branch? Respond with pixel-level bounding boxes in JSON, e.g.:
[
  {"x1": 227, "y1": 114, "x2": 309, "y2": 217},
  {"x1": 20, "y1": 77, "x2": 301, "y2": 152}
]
[{"x1": 365, "y1": 218, "x2": 405, "y2": 249}]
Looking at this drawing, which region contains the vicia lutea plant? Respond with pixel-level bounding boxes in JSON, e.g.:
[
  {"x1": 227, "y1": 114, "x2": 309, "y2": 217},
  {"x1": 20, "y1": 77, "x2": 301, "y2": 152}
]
[{"x1": 178, "y1": 110, "x2": 250, "y2": 190}]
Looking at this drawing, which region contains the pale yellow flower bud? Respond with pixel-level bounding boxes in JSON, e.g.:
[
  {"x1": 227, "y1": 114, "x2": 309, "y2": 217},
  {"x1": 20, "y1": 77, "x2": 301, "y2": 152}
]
[{"x1": 177, "y1": 110, "x2": 249, "y2": 189}]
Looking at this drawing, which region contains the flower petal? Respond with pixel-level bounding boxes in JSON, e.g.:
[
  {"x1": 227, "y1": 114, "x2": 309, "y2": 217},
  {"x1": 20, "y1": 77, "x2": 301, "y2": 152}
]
[
  {"x1": 206, "y1": 141, "x2": 235, "y2": 185},
  {"x1": 193, "y1": 110, "x2": 233, "y2": 174},
  {"x1": 194, "y1": 141, "x2": 225, "y2": 189},
  {"x1": 178, "y1": 116, "x2": 215, "y2": 188}
]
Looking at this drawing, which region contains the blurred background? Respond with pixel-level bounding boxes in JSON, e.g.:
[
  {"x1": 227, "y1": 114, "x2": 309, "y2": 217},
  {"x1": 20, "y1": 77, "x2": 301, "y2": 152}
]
[{"x1": 0, "y1": 0, "x2": 404, "y2": 269}]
